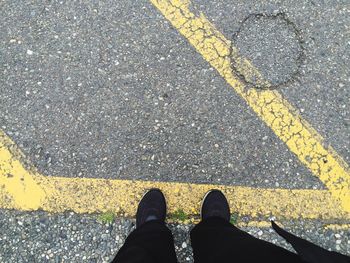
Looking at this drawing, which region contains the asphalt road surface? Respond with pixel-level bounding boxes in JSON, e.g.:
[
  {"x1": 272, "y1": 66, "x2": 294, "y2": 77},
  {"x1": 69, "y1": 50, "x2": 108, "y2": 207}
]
[{"x1": 0, "y1": 0, "x2": 349, "y2": 262}]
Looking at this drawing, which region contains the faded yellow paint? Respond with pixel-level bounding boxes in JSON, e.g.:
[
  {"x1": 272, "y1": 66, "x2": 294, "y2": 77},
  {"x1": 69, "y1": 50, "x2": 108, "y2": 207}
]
[
  {"x1": 150, "y1": 0, "x2": 350, "y2": 212},
  {"x1": 35, "y1": 176, "x2": 349, "y2": 220},
  {"x1": 0, "y1": 0, "x2": 349, "y2": 228},
  {"x1": 324, "y1": 224, "x2": 350, "y2": 231},
  {"x1": 0, "y1": 129, "x2": 350, "y2": 224},
  {"x1": 0, "y1": 131, "x2": 45, "y2": 210}
]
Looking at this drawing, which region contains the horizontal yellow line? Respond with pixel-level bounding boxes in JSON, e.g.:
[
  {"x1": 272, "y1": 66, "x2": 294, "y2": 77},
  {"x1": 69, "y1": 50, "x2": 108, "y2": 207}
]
[
  {"x1": 1, "y1": 130, "x2": 349, "y2": 225},
  {"x1": 238, "y1": 222, "x2": 350, "y2": 230},
  {"x1": 38, "y1": 176, "x2": 348, "y2": 220},
  {"x1": 1, "y1": 172, "x2": 350, "y2": 221},
  {"x1": 0, "y1": 0, "x2": 349, "y2": 229},
  {"x1": 150, "y1": 0, "x2": 350, "y2": 212},
  {"x1": 324, "y1": 224, "x2": 350, "y2": 231}
]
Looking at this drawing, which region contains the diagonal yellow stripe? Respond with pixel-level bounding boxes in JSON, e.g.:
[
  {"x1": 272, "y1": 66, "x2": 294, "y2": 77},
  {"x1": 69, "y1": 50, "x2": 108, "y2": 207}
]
[
  {"x1": 0, "y1": 0, "x2": 349, "y2": 226},
  {"x1": 150, "y1": 0, "x2": 350, "y2": 212}
]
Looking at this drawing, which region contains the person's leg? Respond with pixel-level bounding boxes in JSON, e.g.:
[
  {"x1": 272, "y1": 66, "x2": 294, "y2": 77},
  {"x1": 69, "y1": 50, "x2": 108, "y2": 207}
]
[
  {"x1": 112, "y1": 189, "x2": 177, "y2": 263},
  {"x1": 112, "y1": 220, "x2": 176, "y2": 263},
  {"x1": 191, "y1": 217, "x2": 302, "y2": 263},
  {"x1": 190, "y1": 190, "x2": 303, "y2": 263}
]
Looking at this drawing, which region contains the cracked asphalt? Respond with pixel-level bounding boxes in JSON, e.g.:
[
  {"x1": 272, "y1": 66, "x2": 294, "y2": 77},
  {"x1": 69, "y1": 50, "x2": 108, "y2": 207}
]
[
  {"x1": 0, "y1": 0, "x2": 349, "y2": 261},
  {"x1": 1, "y1": 0, "x2": 327, "y2": 189},
  {"x1": 231, "y1": 13, "x2": 303, "y2": 88}
]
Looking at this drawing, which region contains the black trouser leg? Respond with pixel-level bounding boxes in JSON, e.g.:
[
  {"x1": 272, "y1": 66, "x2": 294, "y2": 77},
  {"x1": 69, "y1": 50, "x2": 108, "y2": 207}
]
[
  {"x1": 190, "y1": 217, "x2": 303, "y2": 263},
  {"x1": 112, "y1": 220, "x2": 177, "y2": 263}
]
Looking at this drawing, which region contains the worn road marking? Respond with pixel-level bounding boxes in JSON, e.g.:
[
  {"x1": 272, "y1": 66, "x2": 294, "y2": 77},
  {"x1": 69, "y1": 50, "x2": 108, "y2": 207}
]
[
  {"x1": 0, "y1": 0, "x2": 349, "y2": 226},
  {"x1": 0, "y1": 131, "x2": 45, "y2": 210},
  {"x1": 1, "y1": 131, "x2": 350, "y2": 225},
  {"x1": 150, "y1": 0, "x2": 350, "y2": 212}
]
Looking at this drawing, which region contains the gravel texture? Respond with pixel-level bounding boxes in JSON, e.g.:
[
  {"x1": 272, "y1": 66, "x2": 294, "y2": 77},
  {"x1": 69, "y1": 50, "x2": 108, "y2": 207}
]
[
  {"x1": 0, "y1": 210, "x2": 349, "y2": 262},
  {"x1": 0, "y1": 0, "x2": 349, "y2": 262},
  {"x1": 0, "y1": 0, "x2": 335, "y2": 189}
]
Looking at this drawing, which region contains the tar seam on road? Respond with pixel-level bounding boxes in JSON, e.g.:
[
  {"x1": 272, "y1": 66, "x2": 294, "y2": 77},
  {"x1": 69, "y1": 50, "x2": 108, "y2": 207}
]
[
  {"x1": 150, "y1": 0, "x2": 350, "y2": 212},
  {"x1": 230, "y1": 12, "x2": 305, "y2": 90},
  {"x1": 0, "y1": 0, "x2": 349, "y2": 226}
]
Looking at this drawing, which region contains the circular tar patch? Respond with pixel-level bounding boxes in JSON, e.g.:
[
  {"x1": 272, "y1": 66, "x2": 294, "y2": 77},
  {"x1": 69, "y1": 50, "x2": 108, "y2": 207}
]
[{"x1": 231, "y1": 13, "x2": 304, "y2": 89}]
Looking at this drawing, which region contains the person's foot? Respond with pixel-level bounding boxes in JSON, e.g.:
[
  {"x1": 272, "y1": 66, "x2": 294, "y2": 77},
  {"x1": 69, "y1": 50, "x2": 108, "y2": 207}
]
[
  {"x1": 136, "y1": 189, "x2": 167, "y2": 228},
  {"x1": 201, "y1": 190, "x2": 230, "y2": 222}
]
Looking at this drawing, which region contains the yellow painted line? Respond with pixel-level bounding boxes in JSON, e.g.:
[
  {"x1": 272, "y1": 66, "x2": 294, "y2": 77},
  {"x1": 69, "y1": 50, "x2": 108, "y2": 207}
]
[
  {"x1": 0, "y1": 0, "x2": 349, "y2": 227},
  {"x1": 150, "y1": 0, "x2": 350, "y2": 212},
  {"x1": 0, "y1": 131, "x2": 46, "y2": 210},
  {"x1": 237, "y1": 221, "x2": 274, "y2": 228},
  {"x1": 242, "y1": 222, "x2": 350, "y2": 230},
  {"x1": 324, "y1": 224, "x2": 350, "y2": 231},
  {"x1": 0, "y1": 130, "x2": 349, "y2": 223},
  {"x1": 33, "y1": 177, "x2": 350, "y2": 220}
]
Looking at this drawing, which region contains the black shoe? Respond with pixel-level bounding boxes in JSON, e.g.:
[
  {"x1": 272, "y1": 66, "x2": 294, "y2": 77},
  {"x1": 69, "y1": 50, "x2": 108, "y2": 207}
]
[
  {"x1": 136, "y1": 189, "x2": 166, "y2": 228},
  {"x1": 201, "y1": 190, "x2": 230, "y2": 221}
]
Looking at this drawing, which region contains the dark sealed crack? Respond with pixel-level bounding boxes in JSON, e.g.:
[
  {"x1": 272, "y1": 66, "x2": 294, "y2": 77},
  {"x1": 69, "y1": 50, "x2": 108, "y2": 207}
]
[{"x1": 230, "y1": 13, "x2": 305, "y2": 90}]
